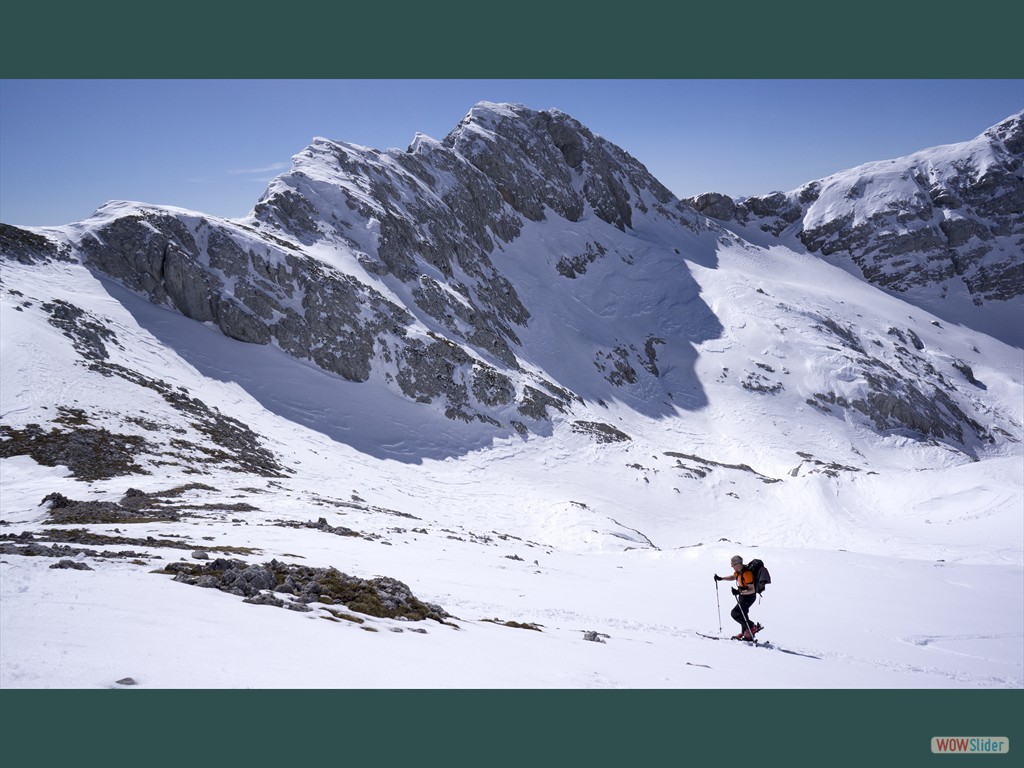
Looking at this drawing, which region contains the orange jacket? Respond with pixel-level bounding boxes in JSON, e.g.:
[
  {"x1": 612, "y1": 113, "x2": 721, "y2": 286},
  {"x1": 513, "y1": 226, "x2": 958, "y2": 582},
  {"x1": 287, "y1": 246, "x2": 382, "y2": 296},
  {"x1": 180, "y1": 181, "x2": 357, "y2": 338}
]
[{"x1": 736, "y1": 569, "x2": 754, "y2": 592}]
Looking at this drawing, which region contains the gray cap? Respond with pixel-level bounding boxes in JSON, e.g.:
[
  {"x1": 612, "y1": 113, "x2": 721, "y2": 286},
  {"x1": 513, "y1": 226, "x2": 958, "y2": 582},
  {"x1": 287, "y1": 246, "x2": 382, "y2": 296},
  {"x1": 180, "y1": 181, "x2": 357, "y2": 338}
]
[{"x1": 730, "y1": 555, "x2": 743, "y2": 564}]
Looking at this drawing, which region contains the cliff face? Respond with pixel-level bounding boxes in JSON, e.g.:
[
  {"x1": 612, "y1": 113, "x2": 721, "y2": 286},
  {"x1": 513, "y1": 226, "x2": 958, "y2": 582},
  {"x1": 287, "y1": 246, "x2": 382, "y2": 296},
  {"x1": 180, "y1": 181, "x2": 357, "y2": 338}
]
[
  {"x1": 2, "y1": 104, "x2": 1020, "y2": 459},
  {"x1": 1, "y1": 104, "x2": 706, "y2": 433},
  {"x1": 687, "y1": 112, "x2": 1024, "y2": 346}
]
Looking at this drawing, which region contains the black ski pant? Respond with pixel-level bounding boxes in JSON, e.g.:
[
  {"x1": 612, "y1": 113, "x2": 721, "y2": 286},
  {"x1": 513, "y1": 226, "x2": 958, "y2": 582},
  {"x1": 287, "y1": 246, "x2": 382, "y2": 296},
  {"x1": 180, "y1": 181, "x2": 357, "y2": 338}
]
[{"x1": 731, "y1": 593, "x2": 756, "y2": 631}]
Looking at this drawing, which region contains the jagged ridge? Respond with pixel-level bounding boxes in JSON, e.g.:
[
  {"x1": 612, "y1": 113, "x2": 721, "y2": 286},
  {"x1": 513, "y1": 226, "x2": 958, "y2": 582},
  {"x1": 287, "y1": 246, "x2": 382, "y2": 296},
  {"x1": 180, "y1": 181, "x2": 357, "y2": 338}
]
[
  {"x1": 2, "y1": 103, "x2": 1020, "y2": 461},
  {"x1": 686, "y1": 112, "x2": 1024, "y2": 346}
]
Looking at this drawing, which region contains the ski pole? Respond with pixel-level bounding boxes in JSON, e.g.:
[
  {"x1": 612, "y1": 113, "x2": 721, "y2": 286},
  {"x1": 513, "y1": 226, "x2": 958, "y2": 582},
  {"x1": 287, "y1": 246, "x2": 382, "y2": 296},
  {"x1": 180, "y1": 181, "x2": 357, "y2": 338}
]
[
  {"x1": 734, "y1": 592, "x2": 755, "y2": 640},
  {"x1": 715, "y1": 581, "x2": 722, "y2": 634}
]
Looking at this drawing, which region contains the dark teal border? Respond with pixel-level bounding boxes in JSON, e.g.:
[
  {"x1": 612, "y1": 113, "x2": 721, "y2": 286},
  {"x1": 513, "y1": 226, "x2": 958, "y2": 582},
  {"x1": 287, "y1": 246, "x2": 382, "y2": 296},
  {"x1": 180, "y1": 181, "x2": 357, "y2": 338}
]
[
  {"x1": 1, "y1": 4, "x2": 1021, "y2": 767},
  {"x1": 2, "y1": 1, "x2": 1023, "y2": 77},
  {"x1": 0, "y1": 689, "x2": 1021, "y2": 765}
]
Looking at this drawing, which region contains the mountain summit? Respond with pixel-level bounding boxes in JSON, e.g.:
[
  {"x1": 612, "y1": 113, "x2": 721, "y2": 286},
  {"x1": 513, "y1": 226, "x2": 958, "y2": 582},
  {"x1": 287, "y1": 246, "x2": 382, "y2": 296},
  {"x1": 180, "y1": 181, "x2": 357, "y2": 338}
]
[
  {"x1": 1, "y1": 103, "x2": 1022, "y2": 690},
  {"x1": 3, "y1": 103, "x2": 1019, "y2": 462},
  {"x1": 687, "y1": 111, "x2": 1024, "y2": 346}
]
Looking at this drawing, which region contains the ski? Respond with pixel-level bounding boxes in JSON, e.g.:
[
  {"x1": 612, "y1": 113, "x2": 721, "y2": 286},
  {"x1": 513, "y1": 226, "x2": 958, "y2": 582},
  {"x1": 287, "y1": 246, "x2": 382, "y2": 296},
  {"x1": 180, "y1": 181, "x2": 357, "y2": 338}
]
[
  {"x1": 697, "y1": 632, "x2": 820, "y2": 658},
  {"x1": 696, "y1": 632, "x2": 761, "y2": 643},
  {"x1": 752, "y1": 641, "x2": 820, "y2": 659}
]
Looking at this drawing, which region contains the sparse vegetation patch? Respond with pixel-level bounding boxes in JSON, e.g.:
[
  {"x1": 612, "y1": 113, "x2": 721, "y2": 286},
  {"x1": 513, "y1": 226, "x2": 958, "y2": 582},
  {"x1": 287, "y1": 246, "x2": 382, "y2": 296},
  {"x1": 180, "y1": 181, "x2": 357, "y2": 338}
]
[
  {"x1": 161, "y1": 557, "x2": 454, "y2": 624},
  {"x1": 273, "y1": 516, "x2": 365, "y2": 539},
  {"x1": 571, "y1": 420, "x2": 631, "y2": 443},
  {"x1": 664, "y1": 451, "x2": 780, "y2": 484},
  {"x1": 481, "y1": 618, "x2": 543, "y2": 631},
  {"x1": 1, "y1": 422, "x2": 152, "y2": 481}
]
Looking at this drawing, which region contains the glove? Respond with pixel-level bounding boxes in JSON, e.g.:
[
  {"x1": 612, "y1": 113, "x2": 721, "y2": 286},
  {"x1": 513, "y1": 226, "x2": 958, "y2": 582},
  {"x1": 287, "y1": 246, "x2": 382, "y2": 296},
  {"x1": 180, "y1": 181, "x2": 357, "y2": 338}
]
[
  {"x1": 714, "y1": 575, "x2": 722, "y2": 582},
  {"x1": 731, "y1": 588, "x2": 739, "y2": 595}
]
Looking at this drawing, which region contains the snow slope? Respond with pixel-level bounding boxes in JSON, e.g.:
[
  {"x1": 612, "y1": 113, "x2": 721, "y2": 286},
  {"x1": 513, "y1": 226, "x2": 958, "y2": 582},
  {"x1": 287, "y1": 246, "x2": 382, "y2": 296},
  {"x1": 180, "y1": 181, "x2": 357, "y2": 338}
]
[
  {"x1": 2, "y1": 235, "x2": 1020, "y2": 690},
  {"x1": 2, "y1": 104, "x2": 1022, "y2": 695}
]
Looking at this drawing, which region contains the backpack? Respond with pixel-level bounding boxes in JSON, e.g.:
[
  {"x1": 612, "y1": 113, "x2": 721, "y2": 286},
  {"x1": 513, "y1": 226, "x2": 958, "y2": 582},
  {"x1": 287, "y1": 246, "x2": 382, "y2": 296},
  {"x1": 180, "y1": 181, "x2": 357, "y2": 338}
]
[{"x1": 746, "y1": 559, "x2": 771, "y2": 595}]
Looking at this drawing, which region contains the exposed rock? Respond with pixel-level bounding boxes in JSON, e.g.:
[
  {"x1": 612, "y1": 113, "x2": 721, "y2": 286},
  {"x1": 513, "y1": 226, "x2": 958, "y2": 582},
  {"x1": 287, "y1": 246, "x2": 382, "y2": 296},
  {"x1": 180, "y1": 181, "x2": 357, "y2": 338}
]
[
  {"x1": 0, "y1": 224, "x2": 72, "y2": 264},
  {"x1": 952, "y1": 359, "x2": 984, "y2": 388},
  {"x1": 0, "y1": 537, "x2": 154, "y2": 561},
  {"x1": 41, "y1": 299, "x2": 122, "y2": 360},
  {"x1": 49, "y1": 559, "x2": 94, "y2": 570},
  {"x1": 518, "y1": 386, "x2": 571, "y2": 422},
  {"x1": 733, "y1": 191, "x2": 804, "y2": 235},
  {"x1": 692, "y1": 112, "x2": 1024, "y2": 344},
  {"x1": 88, "y1": 363, "x2": 287, "y2": 478},
  {"x1": 0, "y1": 423, "x2": 152, "y2": 482},
  {"x1": 272, "y1": 517, "x2": 363, "y2": 538},
  {"x1": 664, "y1": 451, "x2": 780, "y2": 484},
  {"x1": 571, "y1": 421, "x2": 631, "y2": 443},
  {"x1": 164, "y1": 557, "x2": 453, "y2": 623},
  {"x1": 686, "y1": 192, "x2": 736, "y2": 221},
  {"x1": 3, "y1": 103, "x2": 1019, "y2": 455}
]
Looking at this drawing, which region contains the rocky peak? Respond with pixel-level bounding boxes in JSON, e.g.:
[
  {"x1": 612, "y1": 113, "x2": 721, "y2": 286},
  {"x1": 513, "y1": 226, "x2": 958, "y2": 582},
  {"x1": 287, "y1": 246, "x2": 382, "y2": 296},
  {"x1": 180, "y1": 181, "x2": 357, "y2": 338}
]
[
  {"x1": 5, "y1": 104, "x2": 1018, "y2": 461},
  {"x1": 985, "y1": 111, "x2": 1023, "y2": 157},
  {"x1": 685, "y1": 110, "x2": 1024, "y2": 346},
  {"x1": 443, "y1": 102, "x2": 675, "y2": 231}
]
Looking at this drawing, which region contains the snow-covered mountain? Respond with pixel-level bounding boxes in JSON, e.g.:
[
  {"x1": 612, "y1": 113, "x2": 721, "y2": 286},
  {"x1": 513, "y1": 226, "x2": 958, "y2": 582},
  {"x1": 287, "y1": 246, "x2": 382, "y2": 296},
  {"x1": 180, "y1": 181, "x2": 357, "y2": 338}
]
[
  {"x1": 686, "y1": 112, "x2": 1024, "y2": 347},
  {"x1": 1, "y1": 103, "x2": 1022, "y2": 689}
]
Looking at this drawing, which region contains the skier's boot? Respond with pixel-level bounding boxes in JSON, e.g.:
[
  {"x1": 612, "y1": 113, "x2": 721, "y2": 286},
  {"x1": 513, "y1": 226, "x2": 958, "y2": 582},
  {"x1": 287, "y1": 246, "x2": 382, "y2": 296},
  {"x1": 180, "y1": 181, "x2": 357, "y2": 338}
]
[{"x1": 750, "y1": 623, "x2": 763, "y2": 635}]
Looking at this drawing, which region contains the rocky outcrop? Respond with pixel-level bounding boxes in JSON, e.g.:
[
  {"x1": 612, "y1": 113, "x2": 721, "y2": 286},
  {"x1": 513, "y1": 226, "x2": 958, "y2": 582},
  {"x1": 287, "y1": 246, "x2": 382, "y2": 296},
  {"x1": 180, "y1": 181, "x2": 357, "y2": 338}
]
[
  {"x1": 443, "y1": 104, "x2": 675, "y2": 231},
  {"x1": 800, "y1": 310, "x2": 996, "y2": 456},
  {"x1": 3, "y1": 104, "x2": 1018, "y2": 458},
  {"x1": 164, "y1": 557, "x2": 453, "y2": 623},
  {"x1": 685, "y1": 112, "x2": 1024, "y2": 342},
  {"x1": 55, "y1": 207, "x2": 569, "y2": 429},
  {"x1": 0, "y1": 222, "x2": 73, "y2": 264},
  {"x1": 2, "y1": 103, "x2": 707, "y2": 435},
  {"x1": 0, "y1": 421, "x2": 153, "y2": 482},
  {"x1": 687, "y1": 192, "x2": 737, "y2": 222}
]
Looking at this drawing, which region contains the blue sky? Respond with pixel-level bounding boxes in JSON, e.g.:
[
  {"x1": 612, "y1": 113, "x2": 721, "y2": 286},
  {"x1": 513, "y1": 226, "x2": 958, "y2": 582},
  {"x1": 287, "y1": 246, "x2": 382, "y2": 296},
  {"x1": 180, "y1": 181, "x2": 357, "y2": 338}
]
[{"x1": 1, "y1": 79, "x2": 1021, "y2": 227}]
